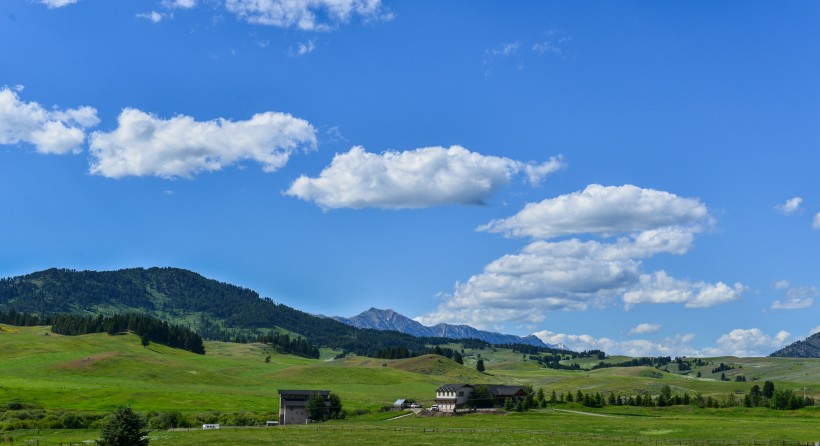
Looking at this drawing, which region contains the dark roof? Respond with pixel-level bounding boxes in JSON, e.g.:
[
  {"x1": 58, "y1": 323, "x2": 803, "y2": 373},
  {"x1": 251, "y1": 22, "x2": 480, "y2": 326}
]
[
  {"x1": 486, "y1": 385, "x2": 524, "y2": 397},
  {"x1": 437, "y1": 384, "x2": 473, "y2": 392},
  {"x1": 277, "y1": 390, "x2": 330, "y2": 396}
]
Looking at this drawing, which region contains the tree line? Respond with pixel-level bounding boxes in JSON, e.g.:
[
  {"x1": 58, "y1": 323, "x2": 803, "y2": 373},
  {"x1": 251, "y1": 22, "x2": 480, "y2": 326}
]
[{"x1": 0, "y1": 309, "x2": 205, "y2": 354}]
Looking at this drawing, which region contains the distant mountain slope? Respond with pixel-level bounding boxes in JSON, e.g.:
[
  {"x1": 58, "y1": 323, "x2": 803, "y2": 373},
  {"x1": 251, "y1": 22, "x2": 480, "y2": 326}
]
[
  {"x1": 770, "y1": 332, "x2": 820, "y2": 358},
  {"x1": 0, "y1": 267, "x2": 466, "y2": 356},
  {"x1": 333, "y1": 307, "x2": 558, "y2": 349}
]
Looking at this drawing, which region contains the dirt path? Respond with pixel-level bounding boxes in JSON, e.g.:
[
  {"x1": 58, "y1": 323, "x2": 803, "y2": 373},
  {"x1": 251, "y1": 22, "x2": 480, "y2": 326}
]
[
  {"x1": 386, "y1": 412, "x2": 415, "y2": 421},
  {"x1": 552, "y1": 408, "x2": 620, "y2": 418}
]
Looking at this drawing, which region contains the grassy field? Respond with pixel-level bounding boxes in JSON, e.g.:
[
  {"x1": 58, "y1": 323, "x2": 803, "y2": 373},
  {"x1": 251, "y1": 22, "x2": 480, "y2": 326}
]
[
  {"x1": 3, "y1": 324, "x2": 820, "y2": 444},
  {"x1": 8, "y1": 407, "x2": 820, "y2": 445}
]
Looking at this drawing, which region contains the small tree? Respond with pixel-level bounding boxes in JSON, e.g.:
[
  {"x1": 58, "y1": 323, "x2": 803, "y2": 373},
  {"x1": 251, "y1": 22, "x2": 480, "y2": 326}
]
[
  {"x1": 476, "y1": 359, "x2": 485, "y2": 373},
  {"x1": 140, "y1": 335, "x2": 150, "y2": 348},
  {"x1": 762, "y1": 380, "x2": 775, "y2": 399},
  {"x1": 467, "y1": 385, "x2": 494, "y2": 409},
  {"x1": 328, "y1": 393, "x2": 343, "y2": 419},
  {"x1": 306, "y1": 394, "x2": 327, "y2": 421},
  {"x1": 96, "y1": 405, "x2": 149, "y2": 446}
]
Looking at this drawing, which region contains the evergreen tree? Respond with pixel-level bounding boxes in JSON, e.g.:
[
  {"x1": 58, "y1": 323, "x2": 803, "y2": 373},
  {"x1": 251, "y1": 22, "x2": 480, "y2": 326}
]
[
  {"x1": 96, "y1": 405, "x2": 149, "y2": 446},
  {"x1": 476, "y1": 359, "x2": 485, "y2": 373},
  {"x1": 762, "y1": 381, "x2": 775, "y2": 399}
]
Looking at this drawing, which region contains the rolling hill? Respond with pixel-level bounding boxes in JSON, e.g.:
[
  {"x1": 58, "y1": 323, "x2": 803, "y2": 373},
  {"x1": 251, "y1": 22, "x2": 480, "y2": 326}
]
[{"x1": 0, "y1": 267, "x2": 502, "y2": 357}]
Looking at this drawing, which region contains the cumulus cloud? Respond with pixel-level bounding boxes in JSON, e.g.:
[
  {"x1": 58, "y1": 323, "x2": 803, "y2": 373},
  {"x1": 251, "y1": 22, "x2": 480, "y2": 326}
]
[
  {"x1": 811, "y1": 326, "x2": 820, "y2": 336},
  {"x1": 0, "y1": 86, "x2": 99, "y2": 154},
  {"x1": 623, "y1": 271, "x2": 745, "y2": 309},
  {"x1": 532, "y1": 330, "x2": 696, "y2": 357},
  {"x1": 478, "y1": 184, "x2": 708, "y2": 239},
  {"x1": 88, "y1": 108, "x2": 316, "y2": 178},
  {"x1": 813, "y1": 213, "x2": 820, "y2": 230},
  {"x1": 418, "y1": 236, "x2": 738, "y2": 328},
  {"x1": 706, "y1": 328, "x2": 790, "y2": 357},
  {"x1": 286, "y1": 145, "x2": 565, "y2": 210},
  {"x1": 775, "y1": 197, "x2": 802, "y2": 215},
  {"x1": 225, "y1": 0, "x2": 393, "y2": 31},
  {"x1": 38, "y1": 0, "x2": 79, "y2": 8},
  {"x1": 629, "y1": 323, "x2": 661, "y2": 335},
  {"x1": 419, "y1": 184, "x2": 742, "y2": 329}
]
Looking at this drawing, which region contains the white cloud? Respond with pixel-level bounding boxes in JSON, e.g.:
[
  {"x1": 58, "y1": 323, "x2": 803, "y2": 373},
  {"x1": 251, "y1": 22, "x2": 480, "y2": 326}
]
[
  {"x1": 810, "y1": 326, "x2": 820, "y2": 336},
  {"x1": 623, "y1": 272, "x2": 745, "y2": 309},
  {"x1": 773, "y1": 279, "x2": 790, "y2": 289},
  {"x1": 532, "y1": 41, "x2": 561, "y2": 55},
  {"x1": 419, "y1": 237, "x2": 741, "y2": 328},
  {"x1": 532, "y1": 30, "x2": 570, "y2": 56},
  {"x1": 483, "y1": 41, "x2": 522, "y2": 77},
  {"x1": 478, "y1": 184, "x2": 708, "y2": 240},
  {"x1": 137, "y1": 11, "x2": 166, "y2": 23},
  {"x1": 775, "y1": 197, "x2": 802, "y2": 215},
  {"x1": 286, "y1": 145, "x2": 565, "y2": 210},
  {"x1": 629, "y1": 323, "x2": 661, "y2": 335},
  {"x1": 532, "y1": 330, "x2": 697, "y2": 357},
  {"x1": 490, "y1": 42, "x2": 520, "y2": 57},
  {"x1": 225, "y1": 0, "x2": 393, "y2": 31},
  {"x1": 291, "y1": 39, "x2": 317, "y2": 56},
  {"x1": 813, "y1": 212, "x2": 820, "y2": 230},
  {"x1": 38, "y1": 0, "x2": 79, "y2": 8},
  {"x1": 419, "y1": 184, "x2": 741, "y2": 329},
  {"x1": 88, "y1": 108, "x2": 316, "y2": 178},
  {"x1": 0, "y1": 86, "x2": 98, "y2": 154},
  {"x1": 770, "y1": 282, "x2": 818, "y2": 310},
  {"x1": 771, "y1": 298, "x2": 814, "y2": 310},
  {"x1": 706, "y1": 328, "x2": 790, "y2": 357},
  {"x1": 163, "y1": 0, "x2": 197, "y2": 8}
]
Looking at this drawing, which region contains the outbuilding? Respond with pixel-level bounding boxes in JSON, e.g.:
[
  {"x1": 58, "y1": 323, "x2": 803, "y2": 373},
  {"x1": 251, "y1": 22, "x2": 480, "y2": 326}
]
[{"x1": 278, "y1": 389, "x2": 330, "y2": 425}]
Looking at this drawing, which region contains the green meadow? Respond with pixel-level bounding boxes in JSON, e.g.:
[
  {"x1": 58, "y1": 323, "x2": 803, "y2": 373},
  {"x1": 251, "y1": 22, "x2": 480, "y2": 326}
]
[{"x1": 2, "y1": 324, "x2": 820, "y2": 444}]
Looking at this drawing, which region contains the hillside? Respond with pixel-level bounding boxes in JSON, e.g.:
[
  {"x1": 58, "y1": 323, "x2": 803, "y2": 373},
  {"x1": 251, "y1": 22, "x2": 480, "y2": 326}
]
[
  {"x1": 0, "y1": 268, "x2": 480, "y2": 356},
  {"x1": 770, "y1": 332, "x2": 820, "y2": 358},
  {"x1": 2, "y1": 323, "x2": 820, "y2": 417},
  {"x1": 334, "y1": 307, "x2": 555, "y2": 348}
]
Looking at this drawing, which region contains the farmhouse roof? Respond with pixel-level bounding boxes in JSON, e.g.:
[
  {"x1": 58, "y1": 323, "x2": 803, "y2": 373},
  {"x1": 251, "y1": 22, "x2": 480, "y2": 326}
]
[
  {"x1": 437, "y1": 384, "x2": 473, "y2": 392},
  {"x1": 486, "y1": 385, "x2": 524, "y2": 397},
  {"x1": 277, "y1": 389, "x2": 330, "y2": 396}
]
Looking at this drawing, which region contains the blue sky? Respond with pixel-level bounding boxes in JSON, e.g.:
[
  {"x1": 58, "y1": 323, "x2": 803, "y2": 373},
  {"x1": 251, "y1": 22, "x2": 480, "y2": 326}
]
[{"x1": 2, "y1": 0, "x2": 819, "y2": 357}]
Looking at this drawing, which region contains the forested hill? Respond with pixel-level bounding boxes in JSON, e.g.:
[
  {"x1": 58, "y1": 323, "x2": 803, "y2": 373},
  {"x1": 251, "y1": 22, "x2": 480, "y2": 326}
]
[
  {"x1": 770, "y1": 332, "x2": 820, "y2": 358},
  {"x1": 0, "y1": 267, "x2": 486, "y2": 357}
]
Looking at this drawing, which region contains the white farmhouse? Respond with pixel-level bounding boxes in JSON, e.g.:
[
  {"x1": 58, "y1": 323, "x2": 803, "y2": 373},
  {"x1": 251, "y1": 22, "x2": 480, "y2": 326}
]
[{"x1": 434, "y1": 384, "x2": 474, "y2": 412}]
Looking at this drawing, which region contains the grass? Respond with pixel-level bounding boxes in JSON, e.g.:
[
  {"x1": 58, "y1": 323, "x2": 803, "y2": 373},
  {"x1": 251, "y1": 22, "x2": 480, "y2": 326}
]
[
  {"x1": 3, "y1": 324, "x2": 820, "y2": 444},
  {"x1": 9, "y1": 407, "x2": 820, "y2": 445}
]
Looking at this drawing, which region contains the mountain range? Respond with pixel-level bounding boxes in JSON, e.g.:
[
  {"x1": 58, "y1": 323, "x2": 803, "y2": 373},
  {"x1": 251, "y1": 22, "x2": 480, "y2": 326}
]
[
  {"x1": 0, "y1": 267, "x2": 560, "y2": 355},
  {"x1": 332, "y1": 308, "x2": 559, "y2": 349}
]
